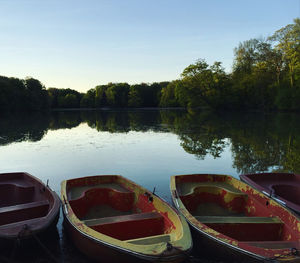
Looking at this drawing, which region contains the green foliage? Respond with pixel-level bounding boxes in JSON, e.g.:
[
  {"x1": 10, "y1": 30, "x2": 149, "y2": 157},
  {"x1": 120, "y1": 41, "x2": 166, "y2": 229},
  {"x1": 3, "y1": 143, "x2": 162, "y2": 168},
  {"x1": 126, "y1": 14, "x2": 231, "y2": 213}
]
[
  {"x1": 128, "y1": 84, "x2": 144, "y2": 107},
  {"x1": 160, "y1": 80, "x2": 181, "y2": 107},
  {"x1": 105, "y1": 83, "x2": 129, "y2": 107},
  {"x1": 270, "y1": 18, "x2": 300, "y2": 88},
  {"x1": 0, "y1": 76, "x2": 49, "y2": 112},
  {"x1": 80, "y1": 89, "x2": 95, "y2": 108},
  {"x1": 48, "y1": 88, "x2": 82, "y2": 108},
  {"x1": 161, "y1": 59, "x2": 231, "y2": 110},
  {"x1": 24, "y1": 78, "x2": 49, "y2": 111},
  {"x1": 95, "y1": 85, "x2": 108, "y2": 107}
]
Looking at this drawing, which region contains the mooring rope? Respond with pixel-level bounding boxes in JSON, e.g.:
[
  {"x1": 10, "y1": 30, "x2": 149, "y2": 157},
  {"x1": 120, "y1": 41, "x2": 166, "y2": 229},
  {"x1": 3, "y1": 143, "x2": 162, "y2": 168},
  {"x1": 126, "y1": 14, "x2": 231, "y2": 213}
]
[
  {"x1": 165, "y1": 242, "x2": 204, "y2": 262},
  {"x1": 263, "y1": 247, "x2": 299, "y2": 262},
  {"x1": 16, "y1": 224, "x2": 60, "y2": 263},
  {"x1": 9, "y1": 235, "x2": 21, "y2": 262}
]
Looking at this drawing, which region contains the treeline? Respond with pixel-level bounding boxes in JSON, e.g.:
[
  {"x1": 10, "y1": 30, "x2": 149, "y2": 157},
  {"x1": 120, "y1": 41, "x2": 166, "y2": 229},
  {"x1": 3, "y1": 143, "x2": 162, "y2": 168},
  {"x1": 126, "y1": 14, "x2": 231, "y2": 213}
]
[
  {"x1": 161, "y1": 18, "x2": 300, "y2": 110},
  {"x1": 0, "y1": 77, "x2": 48, "y2": 112},
  {"x1": 0, "y1": 19, "x2": 299, "y2": 112},
  {"x1": 79, "y1": 82, "x2": 169, "y2": 108}
]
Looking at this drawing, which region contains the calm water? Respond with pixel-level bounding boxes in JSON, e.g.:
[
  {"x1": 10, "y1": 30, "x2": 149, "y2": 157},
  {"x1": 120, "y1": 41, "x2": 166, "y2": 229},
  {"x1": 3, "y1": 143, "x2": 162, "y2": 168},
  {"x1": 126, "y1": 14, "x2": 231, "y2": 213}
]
[{"x1": 1, "y1": 109, "x2": 300, "y2": 262}]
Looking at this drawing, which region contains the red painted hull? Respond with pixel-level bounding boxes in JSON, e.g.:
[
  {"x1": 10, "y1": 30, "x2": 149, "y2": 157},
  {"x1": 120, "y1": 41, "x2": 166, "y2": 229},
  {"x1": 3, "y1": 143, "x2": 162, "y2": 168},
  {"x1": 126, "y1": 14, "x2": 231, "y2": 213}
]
[
  {"x1": 0, "y1": 172, "x2": 60, "y2": 241},
  {"x1": 61, "y1": 175, "x2": 191, "y2": 263},
  {"x1": 63, "y1": 214, "x2": 186, "y2": 263},
  {"x1": 170, "y1": 174, "x2": 300, "y2": 262},
  {"x1": 240, "y1": 173, "x2": 300, "y2": 215}
]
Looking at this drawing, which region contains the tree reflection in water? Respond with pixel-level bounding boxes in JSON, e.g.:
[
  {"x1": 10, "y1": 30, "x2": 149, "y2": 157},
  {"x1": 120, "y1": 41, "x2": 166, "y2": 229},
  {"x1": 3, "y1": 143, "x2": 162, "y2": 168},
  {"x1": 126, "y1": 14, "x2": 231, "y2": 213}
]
[{"x1": 1, "y1": 109, "x2": 299, "y2": 174}]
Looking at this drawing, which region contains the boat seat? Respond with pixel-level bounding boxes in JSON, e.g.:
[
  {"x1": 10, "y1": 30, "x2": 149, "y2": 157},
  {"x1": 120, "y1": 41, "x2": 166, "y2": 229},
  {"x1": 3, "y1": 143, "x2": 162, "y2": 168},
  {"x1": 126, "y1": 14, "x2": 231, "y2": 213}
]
[
  {"x1": 83, "y1": 212, "x2": 165, "y2": 240},
  {"x1": 0, "y1": 184, "x2": 35, "y2": 207},
  {"x1": 179, "y1": 182, "x2": 246, "y2": 196},
  {"x1": 69, "y1": 187, "x2": 135, "y2": 218},
  {"x1": 0, "y1": 200, "x2": 50, "y2": 226},
  {"x1": 196, "y1": 216, "x2": 284, "y2": 241},
  {"x1": 84, "y1": 212, "x2": 163, "y2": 226},
  {"x1": 125, "y1": 234, "x2": 171, "y2": 245},
  {"x1": 195, "y1": 216, "x2": 282, "y2": 224},
  {"x1": 241, "y1": 241, "x2": 300, "y2": 249}
]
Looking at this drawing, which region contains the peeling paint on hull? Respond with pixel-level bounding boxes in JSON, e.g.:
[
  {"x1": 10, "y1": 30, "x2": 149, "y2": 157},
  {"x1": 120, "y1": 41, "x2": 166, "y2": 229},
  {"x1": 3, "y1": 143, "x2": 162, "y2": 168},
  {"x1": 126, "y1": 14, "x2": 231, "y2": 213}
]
[
  {"x1": 170, "y1": 174, "x2": 300, "y2": 262},
  {"x1": 62, "y1": 175, "x2": 192, "y2": 263}
]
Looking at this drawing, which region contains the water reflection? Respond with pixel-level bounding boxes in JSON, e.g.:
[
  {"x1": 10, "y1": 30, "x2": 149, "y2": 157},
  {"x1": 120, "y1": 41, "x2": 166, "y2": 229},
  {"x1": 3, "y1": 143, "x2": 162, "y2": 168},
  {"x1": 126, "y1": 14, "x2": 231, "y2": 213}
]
[{"x1": 0, "y1": 109, "x2": 299, "y2": 174}]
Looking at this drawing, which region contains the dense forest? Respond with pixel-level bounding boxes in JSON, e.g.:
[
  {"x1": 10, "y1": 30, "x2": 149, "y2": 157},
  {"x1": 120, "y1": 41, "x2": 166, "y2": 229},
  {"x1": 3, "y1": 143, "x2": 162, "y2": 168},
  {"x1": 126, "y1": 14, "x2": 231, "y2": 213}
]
[{"x1": 0, "y1": 19, "x2": 299, "y2": 112}]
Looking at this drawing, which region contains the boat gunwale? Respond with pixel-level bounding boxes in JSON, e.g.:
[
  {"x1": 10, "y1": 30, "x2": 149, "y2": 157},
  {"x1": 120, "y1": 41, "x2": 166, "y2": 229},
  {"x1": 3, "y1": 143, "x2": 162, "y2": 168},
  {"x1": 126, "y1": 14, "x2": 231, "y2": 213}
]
[
  {"x1": 61, "y1": 174, "x2": 192, "y2": 258},
  {"x1": 63, "y1": 209, "x2": 189, "y2": 262},
  {"x1": 240, "y1": 172, "x2": 300, "y2": 214},
  {"x1": 0, "y1": 172, "x2": 60, "y2": 239},
  {"x1": 170, "y1": 173, "x2": 300, "y2": 261}
]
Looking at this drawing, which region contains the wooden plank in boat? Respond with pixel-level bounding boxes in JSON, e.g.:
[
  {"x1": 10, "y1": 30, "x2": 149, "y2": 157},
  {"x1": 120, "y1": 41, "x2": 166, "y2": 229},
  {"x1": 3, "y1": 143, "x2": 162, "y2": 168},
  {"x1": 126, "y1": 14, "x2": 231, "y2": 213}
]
[
  {"x1": 178, "y1": 182, "x2": 246, "y2": 196},
  {"x1": 241, "y1": 241, "x2": 299, "y2": 249},
  {"x1": 194, "y1": 216, "x2": 282, "y2": 224},
  {"x1": 84, "y1": 212, "x2": 163, "y2": 226},
  {"x1": 0, "y1": 200, "x2": 49, "y2": 214},
  {"x1": 126, "y1": 234, "x2": 171, "y2": 245},
  {"x1": 69, "y1": 183, "x2": 131, "y2": 200}
]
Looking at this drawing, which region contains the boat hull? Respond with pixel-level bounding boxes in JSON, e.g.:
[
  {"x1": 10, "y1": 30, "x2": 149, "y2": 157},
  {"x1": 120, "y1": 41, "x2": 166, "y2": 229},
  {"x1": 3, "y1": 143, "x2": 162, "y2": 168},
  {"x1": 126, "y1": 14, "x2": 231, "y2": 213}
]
[
  {"x1": 0, "y1": 172, "x2": 60, "y2": 242},
  {"x1": 189, "y1": 225, "x2": 262, "y2": 263},
  {"x1": 240, "y1": 173, "x2": 300, "y2": 215},
  {"x1": 0, "y1": 211, "x2": 60, "y2": 249},
  {"x1": 170, "y1": 174, "x2": 300, "y2": 262},
  {"x1": 63, "y1": 212, "x2": 187, "y2": 263},
  {"x1": 61, "y1": 175, "x2": 191, "y2": 263}
]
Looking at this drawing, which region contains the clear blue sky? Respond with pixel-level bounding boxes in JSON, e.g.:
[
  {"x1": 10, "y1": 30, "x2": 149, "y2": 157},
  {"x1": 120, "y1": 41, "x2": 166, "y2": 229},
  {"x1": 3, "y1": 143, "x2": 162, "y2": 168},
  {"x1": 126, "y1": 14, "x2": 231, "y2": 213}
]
[{"x1": 0, "y1": 0, "x2": 299, "y2": 92}]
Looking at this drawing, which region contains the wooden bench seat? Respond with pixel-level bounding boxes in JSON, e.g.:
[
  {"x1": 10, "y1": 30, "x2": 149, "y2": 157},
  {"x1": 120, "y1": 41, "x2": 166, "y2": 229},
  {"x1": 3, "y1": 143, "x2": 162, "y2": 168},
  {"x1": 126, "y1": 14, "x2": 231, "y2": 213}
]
[
  {"x1": 195, "y1": 215, "x2": 283, "y2": 241},
  {"x1": 126, "y1": 234, "x2": 171, "y2": 245},
  {"x1": 84, "y1": 212, "x2": 163, "y2": 226},
  {"x1": 178, "y1": 182, "x2": 246, "y2": 196},
  {"x1": 83, "y1": 212, "x2": 165, "y2": 241},
  {"x1": 0, "y1": 200, "x2": 50, "y2": 226},
  {"x1": 195, "y1": 216, "x2": 282, "y2": 224},
  {"x1": 241, "y1": 241, "x2": 299, "y2": 249}
]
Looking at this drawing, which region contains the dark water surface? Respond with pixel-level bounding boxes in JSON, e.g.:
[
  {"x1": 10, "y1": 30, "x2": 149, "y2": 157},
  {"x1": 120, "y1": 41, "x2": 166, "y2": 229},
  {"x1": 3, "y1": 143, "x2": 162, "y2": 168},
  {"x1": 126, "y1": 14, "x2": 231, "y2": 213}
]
[{"x1": 0, "y1": 109, "x2": 299, "y2": 262}]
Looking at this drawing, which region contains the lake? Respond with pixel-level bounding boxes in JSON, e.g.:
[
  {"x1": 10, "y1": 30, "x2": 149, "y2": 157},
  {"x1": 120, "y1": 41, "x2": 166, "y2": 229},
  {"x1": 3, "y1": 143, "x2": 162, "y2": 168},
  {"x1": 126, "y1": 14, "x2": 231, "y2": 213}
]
[{"x1": 0, "y1": 109, "x2": 299, "y2": 262}]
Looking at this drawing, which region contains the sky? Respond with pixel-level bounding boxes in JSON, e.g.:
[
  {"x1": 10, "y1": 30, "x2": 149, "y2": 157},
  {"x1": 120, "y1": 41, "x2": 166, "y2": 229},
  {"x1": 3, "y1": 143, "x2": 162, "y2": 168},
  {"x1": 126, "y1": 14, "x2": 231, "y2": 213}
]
[{"x1": 0, "y1": 0, "x2": 299, "y2": 92}]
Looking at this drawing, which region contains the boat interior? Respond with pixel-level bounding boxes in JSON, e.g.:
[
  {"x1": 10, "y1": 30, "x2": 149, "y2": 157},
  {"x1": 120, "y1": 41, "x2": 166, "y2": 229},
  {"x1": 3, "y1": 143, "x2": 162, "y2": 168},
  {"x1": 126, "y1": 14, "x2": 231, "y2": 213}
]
[
  {"x1": 243, "y1": 173, "x2": 300, "y2": 207},
  {"x1": 176, "y1": 175, "x2": 299, "y2": 249},
  {"x1": 67, "y1": 176, "x2": 175, "y2": 244},
  {"x1": 0, "y1": 173, "x2": 51, "y2": 227}
]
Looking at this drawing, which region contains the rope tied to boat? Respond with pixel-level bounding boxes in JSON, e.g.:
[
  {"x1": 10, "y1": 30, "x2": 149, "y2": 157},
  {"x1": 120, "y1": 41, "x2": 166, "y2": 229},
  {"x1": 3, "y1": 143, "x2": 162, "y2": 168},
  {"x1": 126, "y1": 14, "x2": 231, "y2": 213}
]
[
  {"x1": 264, "y1": 247, "x2": 300, "y2": 262},
  {"x1": 14, "y1": 224, "x2": 60, "y2": 263},
  {"x1": 166, "y1": 242, "x2": 203, "y2": 262}
]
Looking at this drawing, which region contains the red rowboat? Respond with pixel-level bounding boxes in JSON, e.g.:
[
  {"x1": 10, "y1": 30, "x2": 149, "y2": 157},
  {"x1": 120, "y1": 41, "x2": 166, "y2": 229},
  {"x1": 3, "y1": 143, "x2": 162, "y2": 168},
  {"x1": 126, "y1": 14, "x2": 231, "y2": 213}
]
[
  {"x1": 61, "y1": 175, "x2": 192, "y2": 263},
  {"x1": 170, "y1": 174, "x2": 300, "y2": 262},
  {"x1": 0, "y1": 172, "x2": 60, "y2": 242},
  {"x1": 240, "y1": 173, "x2": 300, "y2": 215}
]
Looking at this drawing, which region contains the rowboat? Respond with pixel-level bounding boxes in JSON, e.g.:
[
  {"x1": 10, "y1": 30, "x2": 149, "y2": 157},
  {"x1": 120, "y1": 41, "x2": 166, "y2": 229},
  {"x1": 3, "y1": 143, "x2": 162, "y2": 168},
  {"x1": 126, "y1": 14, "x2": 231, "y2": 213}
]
[
  {"x1": 0, "y1": 172, "x2": 60, "y2": 242},
  {"x1": 170, "y1": 174, "x2": 300, "y2": 262},
  {"x1": 240, "y1": 173, "x2": 300, "y2": 215},
  {"x1": 61, "y1": 175, "x2": 192, "y2": 263}
]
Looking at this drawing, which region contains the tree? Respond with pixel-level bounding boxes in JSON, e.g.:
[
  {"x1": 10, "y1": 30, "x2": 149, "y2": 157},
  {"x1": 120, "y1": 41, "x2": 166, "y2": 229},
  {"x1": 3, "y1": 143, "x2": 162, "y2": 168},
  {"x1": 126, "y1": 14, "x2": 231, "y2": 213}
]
[
  {"x1": 128, "y1": 85, "x2": 143, "y2": 107},
  {"x1": 179, "y1": 59, "x2": 230, "y2": 109},
  {"x1": 80, "y1": 89, "x2": 95, "y2": 108},
  {"x1": 232, "y1": 38, "x2": 281, "y2": 109},
  {"x1": 95, "y1": 85, "x2": 108, "y2": 107},
  {"x1": 105, "y1": 83, "x2": 129, "y2": 107},
  {"x1": 269, "y1": 18, "x2": 300, "y2": 88},
  {"x1": 24, "y1": 77, "x2": 49, "y2": 111}
]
